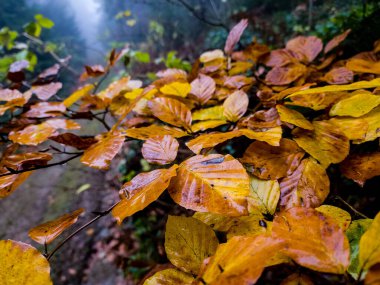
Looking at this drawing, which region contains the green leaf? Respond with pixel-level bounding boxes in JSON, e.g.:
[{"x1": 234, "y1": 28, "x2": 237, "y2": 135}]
[
  {"x1": 0, "y1": 27, "x2": 18, "y2": 50},
  {"x1": 24, "y1": 22, "x2": 42, "y2": 38},
  {"x1": 34, "y1": 14, "x2": 55, "y2": 29},
  {"x1": 134, "y1": 51, "x2": 150, "y2": 63}
]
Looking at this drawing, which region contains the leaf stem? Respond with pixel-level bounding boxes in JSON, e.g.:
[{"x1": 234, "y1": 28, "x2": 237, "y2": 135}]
[{"x1": 334, "y1": 195, "x2": 370, "y2": 219}]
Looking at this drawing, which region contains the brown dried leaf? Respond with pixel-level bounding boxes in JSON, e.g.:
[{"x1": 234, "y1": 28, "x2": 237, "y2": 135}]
[
  {"x1": 286, "y1": 36, "x2": 323, "y2": 63},
  {"x1": 265, "y1": 64, "x2": 307, "y2": 86},
  {"x1": 190, "y1": 74, "x2": 215, "y2": 104},
  {"x1": 223, "y1": 90, "x2": 249, "y2": 122},
  {"x1": 224, "y1": 19, "x2": 248, "y2": 54},
  {"x1": 49, "y1": 133, "x2": 97, "y2": 150},
  {"x1": 324, "y1": 29, "x2": 351, "y2": 54},
  {"x1": 323, "y1": 67, "x2": 354, "y2": 85},
  {"x1": 142, "y1": 135, "x2": 179, "y2": 165}
]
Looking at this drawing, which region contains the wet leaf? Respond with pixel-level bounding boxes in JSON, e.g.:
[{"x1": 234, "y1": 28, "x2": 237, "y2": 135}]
[
  {"x1": 186, "y1": 131, "x2": 241, "y2": 154},
  {"x1": 239, "y1": 127, "x2": 282, "y2": 146},
  {"x1": 226, "y1": 214, "x2": 269, "y2": 239},
  {"x1": 248, "y1": 176, "x2": 280, "y2": 215},
  {"x1": 63, "y1": 84, "x2": 94, "y2": 107},
  {"x1": 0, "y1": 240, "x2": 52, "y2": 284},
  {"x1": 224, "y1": 19, "x2": 248, "y2": 55},
  {"x1": 323, "y1": 67, "x2": 353, "y2": 84},
  {"x1": 286, "y1": 36, "x2": 323, "y2": 63},
  {"x1": 165, "y1": 215, "x2": 218, "y2": 274},
  {"x1": 241, "y1": 139, "x2": 304, "y2": 180},
  {"x1": 330, "y1": 92, "x2": 380, "y2": 117},
  {"x1": 265, "y1": 64, "x2": 307, "y2": 85},
  {"x1": 0, "y1": 172, "x2": 32, "y2": 198},
  {"x1": 112, "y1": 166, "x2": 178, "y2": 224},
  {"x1": 192, "y1": 212, "x2": 237, "y2": 232},
  {"x1": 193, "y1": 105, "x2": 225, "y2": 121},
  {"x1": 200, "y1": 234, "x2": 284, "y2": 285},
  {"x1": 191, "y1": 120, "x2": 227, "y2": 132},
  {"x1": 276, "y1": 105, "x2": 314, "y2": 130},
  {"x1": 80, "y1": 131, "x2": 124, "y2": 170},
  {"x1": 143, "y1": 268, "x2": 194, "y2": 285},
  {"x1": 97, "y1": 77, "x2": 131, "y2": 103},
  {"x1": 160, "y1": 81, "x2": 191, "y2": 98},
  {"x1": 324, "y1": 29, "x2": 351, "y2": 54},
  {"x1": 124, "y1": 125, "x2": 188, "y2": 140},
  {"x1": 272, "y1": 207, "x2": 350, "y2": 274},
  {"x1": 148, "y1": 97, "x2": 192, "y2": 131},
  {"x1": 359, "y1": 212, "x2": 380, "y2": 271},
  {"x1": 142, "y1": 135, "x2": 179, "y2": 165},
  {"x1": 279, "y1": 158, "x2": 329, "y2": 209},
  {"x1": 23, "y1": 102, "x2": 65, "y2": 118},
  {"x1": 2, "y1": 152, "x2": 52, "y2": 171},
  {"x1": 28, "y1": 208, "x2": 84, "y2": 244},
  {"x1": 292, "y1": 121, "x2": 349, "y2": 167},
  {"x1": 190, "y1": 74, "x2": 215, "y2": 104},
  {"x1": 223, "y1": 90, "x2": 249, "y2": 122},
  {"x1": 168, "y1": 154, "x2": 249, "y2": 216},
  {"x1": 49, "y1": 133, "x2": 97, "y2": 150},
  {"x1": 315, "y1": 205, "x2": 351, "y2": 230}
]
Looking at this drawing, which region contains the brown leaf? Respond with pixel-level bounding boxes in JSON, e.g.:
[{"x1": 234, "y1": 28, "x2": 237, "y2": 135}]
[
  {"x1": 148, "y1": 97, "x2": 192, "y2": 131},
  {"x1": 242, "y1": 107, "x2": 281, "y2": 130},
  {"x1": 224, "y1": 19, "x2": 248, "y2": 55},
  {"x1": 80, "y1": 131, "x2": 124, "y2": 170},
  {"x1": 49, "y1": 133, "x2": 97, "y2": 150},
  {"x1": 324, "y1": 29, "x2": 351, "y2": 54},
  {"x1": 265, "y1": 64, "x2": 307, "y2": 86},
  {"x1": 168, "y1": 154, "x2": 249, "y2": 216},
  {"x1": 276, "y1": 105, "x2": 314, "y2": 130},
  {"x1": 292, "y1": 121, "x2": 349, "y2": 167},
  {"x1": 241, "y1": 138, "x2": 305, "y2": 180},
  {"x1": 28, "y1": 82, "x2": 63, "y2": 100},
  {"x1": 279, "y1": 158, "x2": 329, "y2": 209},
  {"x1": 112, "y1": 165, "x2": 178, "y2": 224},
  {"x1": 223, "y1": 90, "x2": 249, "y2": 122},
  {"x1": 124, "y1": 124, "x2": 188, "y2": 140},
  {"x1": 0, "y1": 171, "x2": 32, "y2": 198},
  {"x1": 2, "y1": 152, "x2": 52, "y2": 171},
  {"x1": 340, "y1": 152, "x2": 380, "y2": 186},
  {"x1": 323, "y1": 67, "x2": 354, "y2": 84},
  {"x1": 264, "y1": 49, "x2": 297, "y2": 67},
  {"x1": 23, "y1": 102, "x2": 66, "y2": 118},
  {"x1": 280, "y1": 273, "x2": 314, "y2": 285},
  {"x1": 142, "y1": 135, "x2": 179, "y2": 165},
  {"x1": 272, "y1": 207, "x2": 350, "y2": 273},
  {"x1": 186, "y1": 131, "x2": 241, "y2": 154},
  {"x1": 286, "y1": 36, "x2": 323, "y2": 63},
  {"x1": 28, "y1": 209, "x2": 84, "y2": 244},
  {"x1": 190, "y1": 74, "x2": 215, "y2": 104}
]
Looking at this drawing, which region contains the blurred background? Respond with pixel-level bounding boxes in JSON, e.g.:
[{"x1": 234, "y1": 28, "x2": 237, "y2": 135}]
[{"x1": 1, "y1": 0, "x2": 380, "y2": 284}]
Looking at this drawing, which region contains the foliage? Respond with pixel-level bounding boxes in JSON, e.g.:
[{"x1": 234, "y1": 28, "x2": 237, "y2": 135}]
[{"x1": 1, "y1": 17, "x2": 380, "y2": 285}]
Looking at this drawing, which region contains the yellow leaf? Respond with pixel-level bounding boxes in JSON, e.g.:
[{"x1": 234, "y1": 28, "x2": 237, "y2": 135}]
[
  {"x1": 0, "y1": 240, "x2": 52, "y2": 284},
  {"x1": 239, "y1": 127, "x2": 282, "y2": 146},
  {"x1": 328, "y1": 117, "x2": 369, "y2": 140},
  {"x1": 165, "y1": 216, "x2": 219, "y2": 274},
  {"x1": 359, "y1": 212, "x2": 380, "y2": 271},
  {"x1": 200, "y1": 49, "x2": 224, "y2": 63},
  {"x1": 226, "y1": 214, "x2": 269, "y2": 240},
  {"x1": 28, "y1": 209, "x2": 84, "y2": 244},
  {"x1": 315, "y1": 205, "x2": 351, "y2": 231},
  {"x1": 191, "y1": 120, "x2": 227, "y2": 132},
  {"x1": 124, "y1": 125, "x2": 188, "y2": 140},
  {"x1": 186, "y1": 131, "x2": 241, "y2": 154},
  {"x1": 223, "y1": 90, "x2": 249, "y2": 122},
  {"x1": 168, "y1": 154, "x2": 249, "y2": 216},
  {"x1": 352, "y1": 106, "x2": 380, "y2": 143},
  {"x1": 276, "y1": 105, "x2": 314, "y2": 130},
  {"x1": 292, "y1": 121, "x2": 349, "y2": 167},
  {"x1": 346, "y1": 58, "x2": 380, "y2": 75},
  {"x1": 330, "y1": 92, "x2": 380, "y2": 117},
  {"x1": 112, "y1": 166, "x2": 178, "y2": 224},
  {"x1": 248, "y1": 176, "x2": 280, "y2": 215},
  {"x1": 287, "y1": 78, "x2": 380, "y2": 97},
  {"x1": 63, "y1": 84, "x2": 94, "y2": 107},
  {"x1": 286, "y1": 91, "x2": 348, "y2": 110},
  {"x1": 192, "y1": 105, "x2": 225, "y2": 121},
  {"x1": 124, "y1": 88, "x2": 144, "y2": 99},
  {"x1": 160, "y1": 81, "x2": 191, "y2": 97},
  {"x1": 143, "y1": 268, "x2": 194, "y2": 285},
  {"x1": 192, "y1": 212, "x2": 237, "y2": 232}
]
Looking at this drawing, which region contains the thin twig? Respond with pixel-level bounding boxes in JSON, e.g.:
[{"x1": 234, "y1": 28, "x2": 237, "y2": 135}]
[
  {"x1": 0, "y1": 153, "x2": 83, "y2": 178},
  {"x1": 46, "y1": 202, "x2": 119, "y2": 261},
  {"x1": 93, "y1": 70, "x2": 110, "y2": 94},
  {"x1": 334, "y1": 195, "x2": 370, "y2": 219}
]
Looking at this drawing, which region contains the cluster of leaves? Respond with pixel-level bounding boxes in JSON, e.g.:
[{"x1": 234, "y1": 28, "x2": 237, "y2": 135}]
[{"x1": 1, "y1": 19, "x2": 380, "y2": 284}]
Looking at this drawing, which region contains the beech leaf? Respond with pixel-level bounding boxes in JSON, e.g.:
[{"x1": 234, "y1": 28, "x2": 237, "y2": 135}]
[
  {"x1": 142, "y1": 135, "x2": 179, "y2": 165},
  {"x1": 224, "y1": 19, "x2": 248, "y2": 55},
  {"x1": 143, "y1": 268, "x2": 194, "y2": 285},
  {"x1": 223, "y1": 90, "x2": 248, "y2": 122}
]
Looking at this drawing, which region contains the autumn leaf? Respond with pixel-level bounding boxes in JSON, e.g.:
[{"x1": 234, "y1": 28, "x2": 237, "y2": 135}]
[
  {"x1": 365, "y1": 263, "x2": 380, "y2": 285},
  {"x1": 346, "y1": 58, "x2": 380, "y2": 75},
  {"x1": 223, "y1": 90, "x2": 249, "y2": 122},
  {"x1": 190, "y1": 74, "x2": 215, "y2": 104},
  {"x1": 239, "y1": 127, "x2": 282, "y2": 146},
  {"x1": 28, "y1": 82, "x2": 63, "y2": 101},
  {"x1": 200, "y1": 234, "x2": 284, "y2": 285},
  {"x1": 279, "y1": 158, "x2": 329, "y2": 209},
  {"x1": 97, "y1": 77, "x2": 131, "y2": 103},
  {"x1": 224, "y1": 19, "x2": 248, "y2": 55},
  {"x1": 192, "y1": 212, "x2": 237, "y2": 232},
  {"x1": 148, "y1": 97, "x2": 192, "y2": 131},
  {"x1": 112, "y1": 165, "x2": 178, "y2": 224},
  {"x1": 160, "y1": 81, "x2": 191, "y2": 98},
  {"x1": 248, "y1": 176, "x2": 280, "y2": 215},
  {"x1": 241, "y1": 139, "x2": 304, "y2": 180},
  {"x1": 323, "y1": 67, "x2": 353, "y2": 84},
  {"x1": 200, "y1": 49, "x2": 224, "y2": 63},
  {"x1": 124, "y1": 124, "x2": 188, "y2": 140},
  {"x1": 2, "y1": 152, "x2": 52, "y2": 171},
  {"x1": 324, "y1": 29, "x2": 351, "y2": 54},
  {"x1": 265, "y1": 64, "x2": 307, "y2": 85},
  {"x1": 340, "y1": 152, "x2": 380, "y2": 187},
  {"x1": 276, "y1": 105, "x2": 314, "y2": 130},
  {"x1": 359, "y1": 212, "x2": 380, "y2": 271},
  {"x1": 165, "y1": 216, "x2": 218, "y2": 274},
  {"x1": 0, "y1": 240, "x2": 52, "y2": 284},
  {"x1": 63, "y1": 84, "x2": 94, "y2": 107},
  {"x1": 0, "y1": 171, "x2": 32, "y2": 198},
  {"x1": 23, "y1": 102, "x2": 65, "y2": 118},
  {"x1": 191, "y1": 120, "x2": 227, "y2": 132},
  {"x1": 280, "y1": 273, "x2": 314, "y2": 285},
  {"x1": 315, "y1": 205, "x2": 351, "y2": 231},
  {"x1": 264, "y1": 49, "x2": 297, "y2": 67},
  {"x1": 286, "y1": 91, "x2": 348, "y2": 110},
  {"x1": 192, "y1": 105, "x2": 225, "y2": 121},
  {"x1": 292, "y1": 121, "x2": 349, "y2": 167},
  {"x1": 142, "y1": 135, "x2": 179, "y2": 165},
  {"x1": 28, "y1": 208, "x2": 84, "y2": 244},
  {"x1": 168, "y1": 154, "x2": 249, "y2": 216},
  {"x1": 143, "y1": 268, "x2": 194, "y2": 285},
  {"x1": 49, "y1": 133, "x2": 97, "y2": 150},
  {"x1": 272, "y1": 207, "x2": 350, "y2": 274},
  {"x1": 286, "y1": 36, "x2": 323, "y2": 63},
  {"x1": 80, "y1": 131, "x2": 124, "y2": 170},
  {"x1": 329, "y1": 91, "x2": 380, "y2": 117},
  {"x1": 186, "y1": 131, "x2": 241, "y2": 154},
  {"x1": 226, "y1": 214, "x2": 269, "y2": 239}
]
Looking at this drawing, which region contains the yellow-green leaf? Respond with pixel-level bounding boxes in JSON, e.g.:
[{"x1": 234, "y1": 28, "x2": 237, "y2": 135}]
[
  {"x1": 316, "y1": 205, "x2": 351, "y2": 230},
  {"x1": 248, "y1": 176, "x2": 280, "y2": 215},
  {"x1": 63, "y1": 84, "x2": 94, "y2": 107},
  {"x1": 330, "y1": 92, "x2": 380, "y2": 117},
  {"x1": 359, "y1": 212, "x2": 380, "y2": 271},
  {"x1": 143, "y1": 269, "x2": 194, "y2": 285},
  {"x1": 160, "y1": 81, "x2": 191, "y2": 97}
]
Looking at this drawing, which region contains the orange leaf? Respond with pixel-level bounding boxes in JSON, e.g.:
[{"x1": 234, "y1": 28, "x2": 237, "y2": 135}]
[
  {"x1": 265, "y1": 64, "x2": 307, "y2": 86},
  {"x1": 346, "y1": 58, "x2": 380, "y2": 75},
  {"x1": 186, "y1": 131, "x2": 241, "y2": 154},
  {"x1": 28, "y1": 208, "x2": 84, "y2": 244},
  {"x1": 80, "y1": 131, "x2": 124, "y2": 170},
  {"x1": 224, "y1": 19, "x2": 248, "y2": 54},
  {"x1": 112, "y1": 165, "x2": 178, "y2": 224},
  {"x1": 148, "y1": 97, "x2": 192, "y2": 131},
  {"x1": 323, "y1": 67, "x2": 354, "y2": 84},
  {"x1": 0, "y1": 240, "x2": 52, "y2": 284},
  {"x1": 0, "y1": 171, "x2": 32, "y2": 198},
  {"x1": 23, "y1": 102, "x2": 66, "y2": 118},
  {"x1": 241, "y1": 138, "x2": 305, "y2": 180},
  {"x1": 142, "y1": 135, "x2": 179, "y2": 165},
  {"x1": 279, "y1": 158, "x2": 329, "y2": 209},
  {"x1": 200, "y1": 234, "x2": 284, "y2": 285},
  {"x1": 324, "y1": 29, "x2": 351, "y2": 54},
  {"x1": 340, "y1": 152, "x2": 380, "y2": 187},
  {"x1": 239, "y1": 127, "x2": 282, "y2": 146},
  {"x1": 124, "y1": 124, "x2": 188, "y2": 140},
  {"x1": 168, "y1": 154, "x2": 249, "y2": 216},
  {"x1": 286, "y1": 36, "x2": 323, "y2": 63},
  {"x1": 292, "y1": 121, "x2": 349, "y2": 167},
  {"x1": 223, "y1": 90, "x2": 248, "y2": 122},
  {"x1": 190, "y1": 74, "x2": 215, "y2": 104},
  {"x1": 276, "y1": 105, "x2": 314, "y2": 130},
  {"x1": 2, "y1": 152, "x2": 52, "y2": 171},
  {"x1": 272, "y1": 207, "x2": 350, "y2": 273}
]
